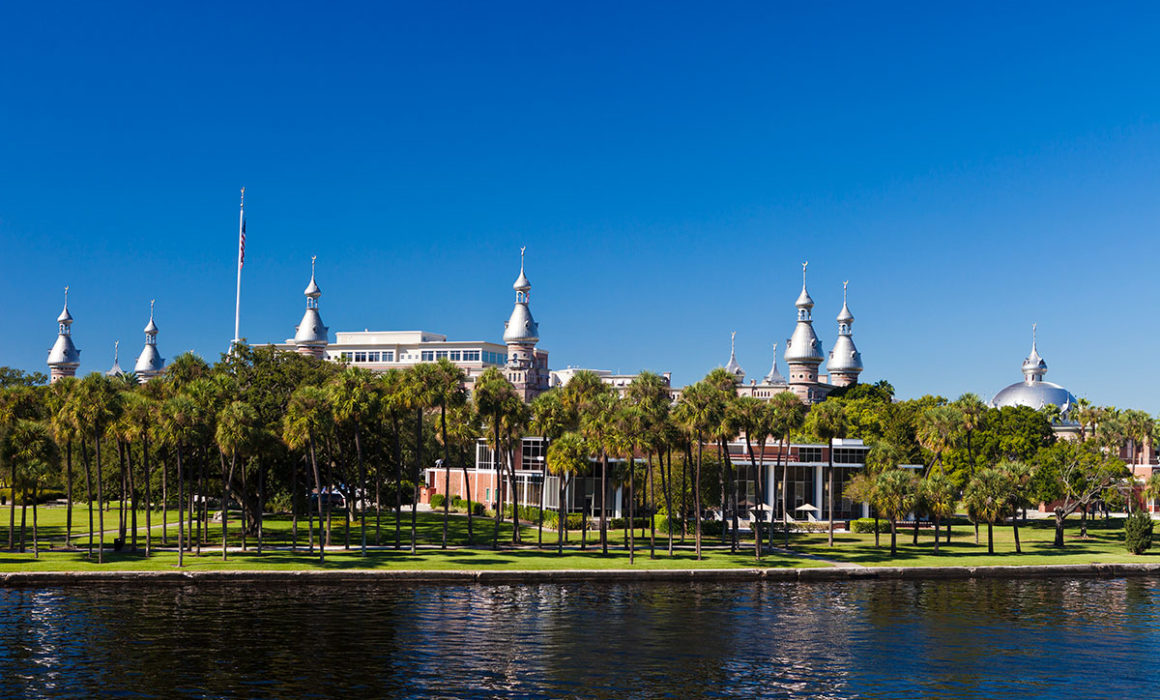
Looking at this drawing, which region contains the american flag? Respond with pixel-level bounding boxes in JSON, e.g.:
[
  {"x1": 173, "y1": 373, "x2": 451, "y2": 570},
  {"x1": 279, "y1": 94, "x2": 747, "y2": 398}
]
[{"x1": 238, "y1": 218, "x2": 246, "y2": 267}]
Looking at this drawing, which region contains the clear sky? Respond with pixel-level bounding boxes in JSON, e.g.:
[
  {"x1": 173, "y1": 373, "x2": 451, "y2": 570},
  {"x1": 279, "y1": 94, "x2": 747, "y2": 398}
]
[{"x1": 2, "y1": 3, "x2": 1158, "y2": 410}]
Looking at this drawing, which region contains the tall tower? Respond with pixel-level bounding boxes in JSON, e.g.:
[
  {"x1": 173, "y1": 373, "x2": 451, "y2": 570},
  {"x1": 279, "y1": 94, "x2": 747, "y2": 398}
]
[
  {"x1": 763, "y1": 343, "x2": 786, "y2": 386},
  {"x1": 134, "y1": 300, "x2": 165, "y2": 382},
  {"x1": 107, "y1": 341, "x2": 124, "y2": 377},
  {"x1": 827, "y1": 281, "x2": 863, "y2": 388},
  {"x1": 47, "y1": 286, "x2": 81, "y2": 383},
  {"x1": 1022, "y1": 322, "x2": 1047, "y2": 382},
  {"x1": 784, "y1": 262, "x2": 825, "y2": 403},
  {"x1": 293, "y1": 256, "x2": 329, "y2": 359},
  {"x1": 723, "y1": 331, "x2": 745, "y2": 383},
  {"x1": 503, "y1": 247, "x2": 548, "y2": 401}
]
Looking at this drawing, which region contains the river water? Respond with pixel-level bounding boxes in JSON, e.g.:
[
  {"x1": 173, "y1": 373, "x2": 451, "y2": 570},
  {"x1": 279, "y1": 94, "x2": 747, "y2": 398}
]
[{"x1": 0, "y1": 577, "x2": 1156, "y2": 698}]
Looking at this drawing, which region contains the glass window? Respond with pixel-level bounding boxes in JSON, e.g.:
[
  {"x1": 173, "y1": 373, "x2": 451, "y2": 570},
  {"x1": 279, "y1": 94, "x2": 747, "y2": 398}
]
[
  {"x1": 436, "y1": 350, "x2": 449, "y2": 360},
  {"x1": 798, "y1": 447, "x2": 823, "y2": 463},
  {"x1": 450, "y1": 351, "x2": 461, "y2": 361},
  {"x1": 354, "y1": 352, "x2": 367, "y2": 363},
  {"x1": 464, "y1": 350, "x2": 481, "y2": 362},
  {"x1": 383, "y1": 351, "x2": 394, "y2": 362},
  {"x1": 341, "y1": 352, "x2": 352, "y2": 361},
  {"x1": 421, "y1": 350, "x2": 434, "y2": 362},
  {"x1": 521, "y1": 438, "x2": 546, "y2": 471}
]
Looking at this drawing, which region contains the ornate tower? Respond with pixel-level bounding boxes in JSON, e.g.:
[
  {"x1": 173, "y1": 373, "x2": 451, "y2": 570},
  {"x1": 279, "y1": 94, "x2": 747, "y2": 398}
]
[
  {"x1": 107, "y1": 341, "x2": 124, "y2": 377},
  {"x1": 1022, "y1": 323, "x2": 1047, "y2": 383},
  {"x1": 293, "y1": 256, "x2": 329, "y2": 359},
  {"x1": 763, "y1": 343, "x2": 786, "y2": 386},
  {"x1": 827, "y1": 281, "x2": 863, "y2": 388},
  {"x1": 784, "y1": 263, "x2": 825, "y2": 403},
  {"x1": 723, "y1": 331, "x2": 745, "y2": 383},
  {"x1": 503, "y1": 247, "x2": 548, "y2": 401},
  {"x1": 134, "y1": 300, "x2": 165, "y2": 382},
  {"x1": 47, "y1": 286, "x2": 81, "y2": 383}
]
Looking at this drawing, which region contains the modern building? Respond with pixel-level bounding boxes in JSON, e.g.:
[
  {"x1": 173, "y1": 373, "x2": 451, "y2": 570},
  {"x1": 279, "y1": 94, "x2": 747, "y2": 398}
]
[{"x1": 549, "y1": 368, "x2": 673, "y2": 396}]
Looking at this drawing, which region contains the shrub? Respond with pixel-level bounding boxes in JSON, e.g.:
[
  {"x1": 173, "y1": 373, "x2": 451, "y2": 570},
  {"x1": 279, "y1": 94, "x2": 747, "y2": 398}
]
[
  {"x1": 609, "y1": 517, "x2": 651, "y2": 529},
  {"x1": 0, "y1": 488, "x2": 66, "y2": 506},
  {"x1": 851, "y1": 517, "x2": 888, "y2": 534},
  {"x1": 1124, "y1": 509, "x2": 1154, "y2": 555},
  {"x1": 429, "y1": 494, "x2": 446, "y2": 510},
  {"x1": 452, "y1": 500, "x2": 484, "y2": 516}
]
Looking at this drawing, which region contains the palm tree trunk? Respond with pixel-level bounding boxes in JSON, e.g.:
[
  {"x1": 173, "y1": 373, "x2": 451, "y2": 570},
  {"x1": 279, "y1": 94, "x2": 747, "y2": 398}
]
[
  {"x1": 746, "y1": 436, "x2": 763, "y2": 562},
  {"x1": 987, "y1": 522, "x2": 994, "y2": 554},
  {"x1": 81, "y1": 439, "x2": 94, "y2": 558},
  {"x1": 1012, "y1": 518, "x2": 1022, "y2": 554},
  {"x1": 175, "y1": 445, "x2": 185, "y2": 567},
  {"x1": 128, "y1": 445, "x2": 138, "y2": 552},
  {"x1": 8, "y1": 459, "x2": 15, "y2": 551},
  {"x1": 391, "y1": 413, "x2": 403, "y2": 550},
  {"x1": 780, "y1": 437, "x2": 790, "y2": 549},
  {"x1": 557, "y1": 474, "x2": 567, "y2": 555},
  {"x1": 356, "y1": 428, "x2": 367, "y2": 556},
  {"x1": 933, "y1": 514, "x2": 940, "y2": 554},
  {"x1": 600, "y1": 452, "x2": 609, "y2": 554},
  {"x1": 664, "y1": 446, "x2": 675, "y2": 555},
  {"x1": 411, "y1": 409, "x2": 422, "y2": 555},
  {"x1": 694, "y1": 432, "x2": 703, "y2": 560},
  {"x1": 292, "y1": 454, "x2": 300, "y2": 551},
  {"x1": 143, "y1": 433, "x2": 152, "y2": 557},
  {"x1": 65, "y1": 441, "x2": 74, "y2": 546},
  {"x1": 717, "y1": 442, "x2": 728, "y2": 548},
  {"x1": 20, "y1": 487, "x2": 28, "y2": 553},
  {"x1": 460, "y1": 459, "x2": 474, "y2": 546},
  {"x1": 440, "y1": 405, "x2": 451, "y2": 550},
  {"x1": 890, "y1": 518, "x2": 897, "y2": 557},
  {"x1": 32, "y1": 483, "x2": 39, "y2": 559},
  {"x1": 538, "y1": 438, "x2": 548, "y2": 550},
  {"x1": 628, "y1": 453, "x2": 635, "y2": 565},
  {"x1": 492, "y1": 421, "x2": 502, "y2": 550},
  {"x1": 160, "y1": 451, "x2": 168, "y2": 546},
  {"x1": 95, "y1": 434, "x2": 105, "y2": 564},
  {"x1": 827, "y1": 439, "x2": 835, "y2": 547},
  {"x1": 240, "y1": 459, "x2": 248, "y2": 552},
  {"x1": 309, "y1": 439, "x2": 324, "y2": 563},
  {"x1": 117, "y1": 441, "x2": 126, "y2": 546},
  {"x1": 580, "y1": 477, "x2": 588, "y2": 550},
  {"x1": 647, "y1": 452, "x2": 656, "y2": 559},
  {"x1": 221, "y1": 450, "x2": 234, "y2": 562}
]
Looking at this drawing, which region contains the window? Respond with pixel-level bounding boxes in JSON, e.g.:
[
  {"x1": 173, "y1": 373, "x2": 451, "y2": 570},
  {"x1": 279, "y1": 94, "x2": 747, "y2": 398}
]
[
  {"x1": 476, "y1": 440, "x2": 497, "y2": 470},
  {"x1": 383, "y1": 351, "x2": 394, "y2": 362},
  {"x1": 521, "y1": 438, "x2": 546, "y2": 471},
  {"x1": 464, "y1": 350, "x2": 481, "y2": 362},
  {"x1": 450, "y1": 351, "x2": 461, "y2": 361},
  {"x1": 354, "y1": 352, "x2": 367, "y2": 363},
  {"x1": 798, "y1": 447, "x2": 823, "y2": 463},
  {"x1": 340, "y1": 352, "x2": 352, "y2": 361},
  {"x1": 367, "y1": 351, "x2": 380, "y2": 362},
  {"x1": 436, "y1": 350, "x2": 449, "y2": 360},
  {"x1": 833, "y1": 448, "x2": 867, "y2": 465},
  {"x1": 421, "y1": 350, "x2": 434, "y2": 362}
]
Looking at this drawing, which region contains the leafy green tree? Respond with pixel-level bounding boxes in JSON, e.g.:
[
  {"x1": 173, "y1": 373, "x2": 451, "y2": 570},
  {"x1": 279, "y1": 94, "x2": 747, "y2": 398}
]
[
  {"x1": 4, "y1": 419, "x2": 59, "y2": 557},
  {"x1": 673, "y1": 381, "x2": 722, "y2": 560},
  {"x1": 580, "y1": 391, "x2": 625, "y2": 555},
  {"x1": 473, "y1": 367, "x2": 520, "y2": 548},
  {"x1": 964, "y1": 467, "x2": 1014, "y2": 555},
  {"x1": 920, "y1": 471, "x2": 956, "y2": 553},
  {"x1": 626, "y1": 371, "x2": 672, "y2": 557},
  {"x1": 326, "y1": 367, "x2": 379, "y2": 556},
  {"x1": 546, "y1": 432, "x2": 589, "y2": 554},
  {"x1": 530, "y1": 389, "x2": 570, "y2": 548},
  {"x1": 1033, "y1": 440, "x2": 1128, "y2": 546},
  {"x1": 215, "y1": 400, "x2": 258, "y2": 561},
  {"x1": 768, "y1": 391, "x2": 806, "y2": 548},
  {"x1": 74, "y1": 374, "x2": 123, "y2": 563}
]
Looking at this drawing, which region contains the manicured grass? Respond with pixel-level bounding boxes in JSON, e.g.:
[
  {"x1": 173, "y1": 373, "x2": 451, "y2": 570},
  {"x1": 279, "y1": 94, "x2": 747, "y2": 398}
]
[{"x1": 786, "y1": 516, "x2": 1160, "y2": 567}]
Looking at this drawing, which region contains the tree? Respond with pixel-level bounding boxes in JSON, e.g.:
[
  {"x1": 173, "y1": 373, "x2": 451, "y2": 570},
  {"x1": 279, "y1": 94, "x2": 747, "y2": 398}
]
[
  {"x1": 1034, "y1": 441, "x2": 1128, "y2": 546},
  {"x1": 916, "y1": 405, "x2": 964, "y2": 475},
  {"x1": 4, "y1": 419, "x2": 59, "y2": 557},
  {"x1": 920, "y1": 471, "x2": 956, "y2": 554},
  {"x1": 874, "y1": 469, "x2": 918, "y2": 557},
  {"x1": 627, "y1": 371, "x2": 672, "y2": 558},
  {"x1": 74, "y1": 374, "x2": 123, "y2": 563},
  {"x1": 1000, "y1": 460, "x2": 1034, "y2": 554},
  {"x1": 580, "y1": 391, "x2": 625, "y2": 555},
  {"x1": 403, "y1": 363, "x2": 441, "y2": 553},
  {"x1": 805, "y1": 400, "x2": 847, "y2": 547},
  {"x1": 326, "y1": 367, "x2": 379, "y2": 556},
  {"x1": 215, "y1": 400, "x2": 258, "y2": 561},
  {"x1": 46, "y1": 377, "x2": 80, "y2": 547},
  {"x1": 530, "y1": 389, "x2": 570, "y2": 548},
  {"x1": 963, "y1": 467, "x2": 1013, "y2": 555},
  {"x1": 728, "y1": 396, "x2": 770, "y2": 561},
  {"x1": 673, "y1": 381, "x2": 723, "y2": 560},
  {"x1": 546, "y1": 432, "x2": 589, "y2": 554},
  {"x1": 284, "y1": 385, "x2": 332, "y2": 562},
  {"x1": 953, "y1": 393, "x2": 987, "y2": 542},
  {"x1": 768, "y1": 391, "x2": 806, "y2": 548},
  {"x1": 473, "y1": 368, "x2": 520, "y2": 548}
]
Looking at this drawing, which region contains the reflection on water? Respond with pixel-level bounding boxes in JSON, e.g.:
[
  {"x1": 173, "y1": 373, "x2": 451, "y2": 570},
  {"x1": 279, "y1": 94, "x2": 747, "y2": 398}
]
[{"x1": 0, "y1": 577, "x2": 1157, "y2": 698}]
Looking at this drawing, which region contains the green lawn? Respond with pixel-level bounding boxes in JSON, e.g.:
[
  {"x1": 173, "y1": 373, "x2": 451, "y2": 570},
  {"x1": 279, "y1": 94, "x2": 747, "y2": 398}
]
[
  {"x1": 786, "y1": 516, "x2": 1160, "y2": 567},
  {"x1": 2, "y1": 505, "x2": 1154, "y2": 572}
]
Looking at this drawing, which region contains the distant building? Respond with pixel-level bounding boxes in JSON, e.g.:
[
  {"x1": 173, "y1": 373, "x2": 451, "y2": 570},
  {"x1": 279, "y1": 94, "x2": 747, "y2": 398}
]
[
  {"x1": 47, "y1": 287, "x2": 80, "y2": 383},
  {"x1": 549, "y1": 368, "x2": 672, "y2": 396},
  {"x1": 989, "y1": 324, "x2": 1081, "y2": 439}
]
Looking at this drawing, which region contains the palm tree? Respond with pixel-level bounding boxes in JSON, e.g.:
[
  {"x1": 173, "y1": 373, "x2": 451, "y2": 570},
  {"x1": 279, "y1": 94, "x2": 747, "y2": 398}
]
[
  {"x1": 530, "y1": 389, "x2": 571, "y2": 548},
  {"x1": 768, "y1": 391, "x2": 805, "y2": 548},
  {"x1": 921, "y1": 471, "x2": 956, "y2": 554},
  {"x1": 46, "y1": 377, "x2": 80, "y2": 546},
  {"x1": 403, "y1": 363, "x2": 441, "y2": 553},
  {"x1": 6, "y1": 419, "x2": 59, "y2": 558},
  {"x1": 429, "y1": 359, "x2": 467, "y2": 549},
  {"x1": 728, "y1": 396, "x2": 771, "y2": 560},
  {"x1": 673, "y1": 381, "x2": 721, "y2": 560},
  {"x1": 916, "y1": 405, "x2": 964, "y2": 475},
  {"x1": 377, "y1": 369, "x2": 408, "y2": 549},
  {"x1": 546, "y1": 432, "x2": 588, "y2": 554},
  {"x1": 473, "y1": 367, "x2": 520, "y2": 548},
  {"x1": 581, "y1": 391, "x2": 624, "y2": 555},
  {"x1": 864, "y1": 440, "x2": 907, "y2": 548},
  {"x1": 1000, "y1": 460, "x2": 1034, "y2": 553},
  {"x1": 161, "y1": 393, "x2": 199, "y2": 567},
  {"x1": 215, "y1": 400, "x2": 258, "y2": 561},
  {"x1": 953, "y1": 393, "x2": 986, "y2": 543},
  {"x1": 445, "y1": 401, "x2": 481, "y2": 545},
  {"x1": 75, "y1": 374, "x2": 123, "y2": 564},
  {"x1": 1120, "y1": 409, "x2": 1153, "y2": 512},
  {"x1": 874, "y1": 468, "x2": 918, "y2": 557},
  {"x1": 326, "y1": 367, "x2": 379, "y2": 556},
  {"x1": 627, "y1": 371, "x2": 671, "y2": 558},
  {"x1": 705, "y1": 368, "x2": 741, "y2": 549},
  {"x1": 963, "y1": 466, "x2": 1013, "y2": 555},
  {"x1": 284, "y1": 385, "x2": 332, "y2": 563},
  {"x1": 805, "y1": 400, "x2": 847, "y2": 547}
]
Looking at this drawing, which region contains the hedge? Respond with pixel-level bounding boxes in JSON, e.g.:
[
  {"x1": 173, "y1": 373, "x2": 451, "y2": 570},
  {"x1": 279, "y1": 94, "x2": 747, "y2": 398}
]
[
  {"x1": 0, "y1": 488, "x2": 67, "y2": 506},
  {"x1": 429, "y1": 494, "x2": 446, "y2": 510}
]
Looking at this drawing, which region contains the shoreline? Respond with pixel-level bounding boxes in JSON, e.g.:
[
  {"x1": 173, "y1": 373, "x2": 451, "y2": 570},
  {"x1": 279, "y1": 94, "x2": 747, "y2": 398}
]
[{"x1": 2, "y1": 561, "x2": 1158, "y2": 586}]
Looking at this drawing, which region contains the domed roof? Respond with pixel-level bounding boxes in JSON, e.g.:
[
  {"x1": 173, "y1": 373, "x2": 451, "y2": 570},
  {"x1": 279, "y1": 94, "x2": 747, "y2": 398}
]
[
  {"x1": 304, "y1": 275, "x2": 321, "y2": 299},
  {"x1": 135, "y1": 344, "x2": 164, "y2": 374},
  {"x1": 513, "y1": 247, "x2": 531, "y2": 292},
  {"x1": 837, "y1": 300, "x2": 853, "y2": 323},
  {"x1": 503, "y1": 302, "x2": 539, "y2": 343},
  {"x1": 795, "y1": 286, "x2": 814, "y2": 310},
  {"x1": 992, "y1": 380, "x2": 1077, "y2": 414},
  {"x1": 57, "y1": 304, "x2": 73, "y2": 325},
  {"x1": 785, "y1": 323, "x2": 823, "y2": 364},
  {"x1": 48, "y1": 334, "x2": 80, "y2": 367},
  {"x1": 294, "y1": 308, "x2": 329, "y2": 345},
  {"x1": 827, "y1": 335, "x2": 863, "y2": 373}
]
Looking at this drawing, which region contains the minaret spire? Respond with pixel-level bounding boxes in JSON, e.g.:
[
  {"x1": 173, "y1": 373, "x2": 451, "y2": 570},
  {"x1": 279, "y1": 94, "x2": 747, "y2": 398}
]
[
  {"x1": 135, "y1": 299, "x2": 165, "y2": 381},
  {"x1": 828, "y1": 280, "x2": 863, "y2": 387},
  {"x1": 293, "y1": 255, "x2": 328, "y2": 358},
  {"x1": 504, "y1": 246, "x2": 546, "y2": 400},
  {"x1": 48, "y1": 286, "x2": 81, "y2": 382},
  {"x1": 1022, "y1": 322, "x2": 1046, "y2": 382},
  {"x1": 724, "y1": 331, "x2": 744, "y2": 381}
]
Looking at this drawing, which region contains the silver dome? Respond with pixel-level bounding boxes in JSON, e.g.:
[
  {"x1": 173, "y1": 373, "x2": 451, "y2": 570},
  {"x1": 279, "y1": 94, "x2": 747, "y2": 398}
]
[
  {"x1": 57, "y1": 304, "x2": 73, "y2": 325},
  {"x1": 827, "y1": 335, "x2": 863, "y2": 373},
  {"x1": 513, "y1": 246, "x2": 531, "y2": 291},
  {"x1": 304, "y1": 275, "x2": 321, "y2": 299},
  {"x1": 135, "y1": 344, "x2": 164, "y2": 374},
  {"x1": 785, "y1": 322, "x2": 823, "y2": 364},
  {"x1": 294, "y1": 308, "x2": 329, "y2": 345},
  {"x1": 48, "y1": 335, "x2": 80, "y2": 367},
  {"x1": 836, "y1": 300, "x2": 854, "y2": 323},
  {"x1": 992, "y1": 380, "x2": 1076, "y2": 414},
  {"x1": 503, "y1": 302, "x2": 539, "y2": 344},
  {"x1": 795, "y1": 286, "x2": 814, "y2": 310}
]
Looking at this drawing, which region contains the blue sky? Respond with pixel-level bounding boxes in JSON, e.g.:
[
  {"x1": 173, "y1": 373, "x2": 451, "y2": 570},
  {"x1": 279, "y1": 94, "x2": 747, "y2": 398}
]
[{"x1": 2, "y1": 3, "x2": 1159, "y2": 410}]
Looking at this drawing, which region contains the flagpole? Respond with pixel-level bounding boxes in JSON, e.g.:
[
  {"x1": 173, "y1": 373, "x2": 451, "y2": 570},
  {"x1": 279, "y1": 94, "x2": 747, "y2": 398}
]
[{"x1": 233, "y1": 186, "x2": 245, "y2": 348}]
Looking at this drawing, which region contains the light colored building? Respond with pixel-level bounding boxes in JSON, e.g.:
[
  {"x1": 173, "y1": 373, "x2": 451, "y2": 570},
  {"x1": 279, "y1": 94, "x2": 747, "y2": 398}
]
[
  {"x1": 134, "y1": 300, "x2": 165, "y2": 382},
  {"x1": 990, "y1": 324, "x2": 1081, "y2": 439},
  {"x1": 549, "y1": 367, "x2": 672, "y2": 396}
]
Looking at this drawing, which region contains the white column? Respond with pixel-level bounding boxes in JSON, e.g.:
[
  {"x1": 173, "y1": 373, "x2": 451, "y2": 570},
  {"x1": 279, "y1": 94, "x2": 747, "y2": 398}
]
[{"x1": 814, "y1": 465, "x2": 824, "y2": 518}]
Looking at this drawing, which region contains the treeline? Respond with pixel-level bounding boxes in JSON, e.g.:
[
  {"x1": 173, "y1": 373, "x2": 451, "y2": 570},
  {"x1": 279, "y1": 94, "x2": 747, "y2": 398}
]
[{"x1": 0, "y1": 351, "x2": 1155, "y2": 565}]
